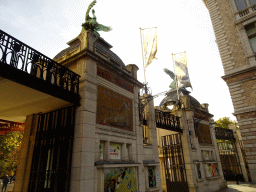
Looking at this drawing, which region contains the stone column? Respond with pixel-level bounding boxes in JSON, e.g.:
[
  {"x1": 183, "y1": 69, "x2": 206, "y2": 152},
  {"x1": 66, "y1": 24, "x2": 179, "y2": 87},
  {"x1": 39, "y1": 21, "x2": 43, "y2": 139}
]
[
  {"x1": 13, "y1": 114, "x2": 38, "y2": 192},
  {"x1": 136, "y1": 91, "x2": 146, "y2": 192},
  {"x1": 233, "y1": 131, "x2": 249, "y2": 182},
  {"x1": 70, "y1": 56, "x2": 97, "y2": 192},
  {"x1": 209, "y1": 123, "x2": 224, "y2": 178},
  {"x1": 176, "y1": 108, "x2": 197, "y2": 192},
  {"x1": 142, "y1": 94, "x2": 162, "y2": 191}
]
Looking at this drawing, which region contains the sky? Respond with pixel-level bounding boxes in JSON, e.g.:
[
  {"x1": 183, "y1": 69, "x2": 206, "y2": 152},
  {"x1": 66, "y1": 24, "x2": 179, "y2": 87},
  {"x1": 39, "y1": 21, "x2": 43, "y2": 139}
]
[{"x1": 0, "y1": 0, "x2": 236, "y2": 121}]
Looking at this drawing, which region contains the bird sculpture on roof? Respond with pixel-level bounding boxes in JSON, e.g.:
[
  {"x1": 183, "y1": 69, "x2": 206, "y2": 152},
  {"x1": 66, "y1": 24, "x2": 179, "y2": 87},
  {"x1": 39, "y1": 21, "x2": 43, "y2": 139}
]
[
  {"x1": 82, "y1": 0, "x2": 112, "y2": 36},
  {"x1": 164, "y1": 68, "x2": 179, "y2": 90}
]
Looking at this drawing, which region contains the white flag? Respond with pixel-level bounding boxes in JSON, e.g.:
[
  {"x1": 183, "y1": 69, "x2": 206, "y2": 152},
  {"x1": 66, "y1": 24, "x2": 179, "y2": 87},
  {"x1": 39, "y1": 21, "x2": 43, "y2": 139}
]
[
  {"x1": 141, "y1": 28, "x2": 157, "y2": 68},
  {"x1": 174, "y1": 52, "x2": 192, "y2": 89}
]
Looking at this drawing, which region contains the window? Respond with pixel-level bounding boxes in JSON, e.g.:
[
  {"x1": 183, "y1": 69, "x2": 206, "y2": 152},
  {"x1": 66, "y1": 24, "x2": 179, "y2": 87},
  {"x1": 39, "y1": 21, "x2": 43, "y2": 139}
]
[
  {"x1": 196, "y1": 164, "x2": 202, "y2": 179},
  {"x1": 245, "y1": 22, "x2": 256, "y2": 54},
  {"x1": 126, "y1": 144, "x2": 130, "y2": 160},
  {"x1": 99, "y1": 141, "x2": 105, "y2": 160},
  {"x1": 249, "y1": 0, "x2": 256, "y2": 5},
  {"x1": 147, "y1": 166, "x2": 156, "y2": 188},
  {"x1": 235, "y1": 0, "x2": 256, "y2": 11},
  {"x1": 109, "y1": 143, "x2": 122, "y2": 160},
  {"x1": 235, "y1": 0, "x2": 248, "y2": 11}
]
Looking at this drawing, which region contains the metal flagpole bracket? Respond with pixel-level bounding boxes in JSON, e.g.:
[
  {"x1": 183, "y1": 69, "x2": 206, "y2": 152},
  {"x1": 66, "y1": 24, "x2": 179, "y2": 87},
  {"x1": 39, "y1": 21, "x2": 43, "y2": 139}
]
[{"x1": 138, "y1": 84, "x2": 167, "y2": 125}]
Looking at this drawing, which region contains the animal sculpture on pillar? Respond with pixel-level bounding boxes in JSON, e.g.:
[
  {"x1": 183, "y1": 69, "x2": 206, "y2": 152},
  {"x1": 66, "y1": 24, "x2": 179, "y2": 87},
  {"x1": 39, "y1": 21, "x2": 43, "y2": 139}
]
[
  {"x1": 164, "y1": 68, "x2": 179, "y2": 90},
  {"x1": 82, "y1": 0, "x2": 112, "y2": 36}
]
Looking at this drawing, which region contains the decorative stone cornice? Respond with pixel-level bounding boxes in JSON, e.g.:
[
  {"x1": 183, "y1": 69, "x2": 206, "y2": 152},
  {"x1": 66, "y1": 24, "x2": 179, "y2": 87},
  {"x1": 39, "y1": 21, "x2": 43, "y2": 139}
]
[{"x1": 222, "y1": 65, "x2": 256, "y2": 81}]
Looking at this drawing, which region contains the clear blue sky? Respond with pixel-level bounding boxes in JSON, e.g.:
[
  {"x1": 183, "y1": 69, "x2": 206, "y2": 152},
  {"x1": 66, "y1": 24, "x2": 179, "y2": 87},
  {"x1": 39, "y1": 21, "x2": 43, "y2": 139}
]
[{"x1": 0, "y1": 0, "x2": 235, "y2": 121}]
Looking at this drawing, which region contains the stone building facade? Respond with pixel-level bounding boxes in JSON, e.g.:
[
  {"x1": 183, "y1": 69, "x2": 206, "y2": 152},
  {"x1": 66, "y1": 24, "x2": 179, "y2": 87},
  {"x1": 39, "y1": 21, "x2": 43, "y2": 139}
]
[
  {"x1": 54, "y1": 29, "x2": 162, "y2": 192},
  {"x1": 12, "y1": 28, "x2": 163, "y2": 192},
  {"x1": 203, "y1": 0, "x2": 256, "y2": 183}
]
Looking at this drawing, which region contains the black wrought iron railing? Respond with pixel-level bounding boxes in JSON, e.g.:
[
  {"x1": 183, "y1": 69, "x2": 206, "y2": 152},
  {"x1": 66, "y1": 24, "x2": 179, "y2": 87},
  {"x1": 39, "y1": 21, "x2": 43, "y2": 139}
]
[
  {"x1": 215, "y1": 127, "x2": 235, "y2": 141},
  {"x1": 155, "y1": 109, "x2": 182, "y2": 132},
  {"x1": 0, "y1": 29, "x2": 80, "y2": 94}
]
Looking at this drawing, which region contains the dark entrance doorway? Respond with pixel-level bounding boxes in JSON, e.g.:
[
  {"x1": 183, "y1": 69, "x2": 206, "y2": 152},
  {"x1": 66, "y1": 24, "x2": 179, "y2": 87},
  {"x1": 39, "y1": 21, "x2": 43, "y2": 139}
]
[
  {"x1": 215, "y1": 127, "x2": 244, "y2": 181},
  {"x1": 28, "y1": 106, "x2": 76, "y2": 192},
  {"x1": 162, "y1": 133, "x2": 189, "y2": 192}
]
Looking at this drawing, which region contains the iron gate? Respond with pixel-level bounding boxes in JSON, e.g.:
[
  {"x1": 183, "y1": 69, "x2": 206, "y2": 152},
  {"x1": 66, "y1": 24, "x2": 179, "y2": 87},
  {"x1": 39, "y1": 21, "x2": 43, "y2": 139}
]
[
  {"x1": 28, "y1": 106, "x2": 76, "y2": 192},
  {"x1": 217, "y1": 141, "x2": 244, "y2": 181},
  {"x1": 162, "y1": 133, "x2": 189, "y2": 192},
  {"x1": 215, "y1": 127, "x2": 244, "y2": 181}
]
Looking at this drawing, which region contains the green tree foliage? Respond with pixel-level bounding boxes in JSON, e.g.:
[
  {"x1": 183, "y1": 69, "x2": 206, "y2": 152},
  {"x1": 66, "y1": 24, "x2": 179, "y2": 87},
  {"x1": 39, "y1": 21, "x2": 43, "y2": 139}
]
[
  {"x1": 215, "y1": 117, "x2": 238, "y2": 130},
  {"x1": 0, "y1": 131, "x2": 23, "y2": 176},
  {"x1": 215, "y1": 117, "x2": 239, "y2": 144}
]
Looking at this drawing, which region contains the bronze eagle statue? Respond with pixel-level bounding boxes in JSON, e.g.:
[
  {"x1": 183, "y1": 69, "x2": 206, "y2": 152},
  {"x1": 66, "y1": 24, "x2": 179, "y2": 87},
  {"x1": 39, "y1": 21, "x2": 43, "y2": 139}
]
[{"x1": 82, "y1": 0, "x2": 112, "y2": 36}]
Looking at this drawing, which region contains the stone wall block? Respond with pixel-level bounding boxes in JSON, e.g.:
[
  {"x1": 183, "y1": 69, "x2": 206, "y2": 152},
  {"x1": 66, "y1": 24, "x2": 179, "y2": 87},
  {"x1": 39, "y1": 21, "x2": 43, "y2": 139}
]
[
  {"x1": 244, "y1": 144, "x2": 254, "y2": 147},
  {"x1": 81, "y1": 151, "x2": 94, "y2": 167},
  {"x1": 69, "y1": 180, "x2": 80, "y2": 192},
  {"x1": 240, "y1": 128, "x2": 249, "y2": 135},
  {"x1": 231, "y1": 94, "x2": 242, "y2": 99},
  {"x1": 71, "y1": 152, "x2": 82, "y2": 168},
  {"x1": 82, "y1": 138, "x2": 96, "y2": 152},
  {"x1": 80, "y1": 179, "x2": 94, "y2": 192},
  {"x1": 70, "y1": 167, "x2": 81, "y2": 181},
  {"x1": 83, "y1": 124, "x2": 96, "y2": 138},
  {"x1": 81, "y1": 98, "x2": 97, "y2": 113},
  {"x1": 81, "y1": 166, "x2": 94, "y2": 180},
  {"x1": 73, "y1": 137, "x2": 82, "y2": 153},
  {"x1": 242, "y1": 121, "x2": 253, "y2": 125}
]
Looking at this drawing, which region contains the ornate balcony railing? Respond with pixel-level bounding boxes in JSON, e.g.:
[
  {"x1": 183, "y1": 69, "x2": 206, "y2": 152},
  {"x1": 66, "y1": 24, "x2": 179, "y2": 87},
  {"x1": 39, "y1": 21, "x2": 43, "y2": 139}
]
[
  {"x1": 155, "y1": 109, "x2": 182, "y2": 132},
  {"x1": 0, "y1": 29, "x2": 80, "y2": 95},
  {"x1": 215, "y1": 127, "x2": 235, "y2": 141},
  {"x1": 238, "y1": 8, "x2": 250, "y2": 17}
]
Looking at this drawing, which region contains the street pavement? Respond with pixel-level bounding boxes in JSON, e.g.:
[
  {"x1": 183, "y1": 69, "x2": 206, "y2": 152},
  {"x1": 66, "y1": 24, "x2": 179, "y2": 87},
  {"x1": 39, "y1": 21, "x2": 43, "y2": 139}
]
[
  {"x1": 0, "y1": 182, "x2": 14, "y2": 192},
  {"x1": 217, "y1": 181, "x2": 256, "y2": 192},
  {"x1": 0, "y1": 181, "x2": 256, "y2": 192}
]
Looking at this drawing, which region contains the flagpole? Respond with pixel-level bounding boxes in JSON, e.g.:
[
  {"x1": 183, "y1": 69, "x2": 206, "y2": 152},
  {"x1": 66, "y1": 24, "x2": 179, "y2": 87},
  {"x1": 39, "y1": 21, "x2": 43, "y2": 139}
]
[
  {"x1": 172, "y1": 53, "x2": 180, "y2": 101},
  {"x1": 140, "y1": 28, "x2": 147, "y2": 87}
]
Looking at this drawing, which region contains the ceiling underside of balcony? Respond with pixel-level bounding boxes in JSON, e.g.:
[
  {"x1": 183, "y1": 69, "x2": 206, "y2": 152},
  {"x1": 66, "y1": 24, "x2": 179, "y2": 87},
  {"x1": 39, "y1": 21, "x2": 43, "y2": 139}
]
[{"x1": 0, "y1": 77, "x2": 70, "y2": 123}]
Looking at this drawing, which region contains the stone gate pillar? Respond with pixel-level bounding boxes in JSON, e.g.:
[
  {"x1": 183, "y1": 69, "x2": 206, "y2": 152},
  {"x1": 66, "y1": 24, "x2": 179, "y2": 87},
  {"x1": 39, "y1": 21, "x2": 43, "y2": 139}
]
[
  {"x1": 142, "y1": 94, "x2": 163, "y2": 192},
  {"x1": 170, "y1": 92, "x2": 226, "y2": 192},
  {"x1": 13, "y1": 114, "x2": 39, "y2": 192},
  {"x1": 233, "y1": 131, "x2": 249, "y2": 182},
  {"x1": 176, "y1": 107, "x2": 198, "y2": 192}
]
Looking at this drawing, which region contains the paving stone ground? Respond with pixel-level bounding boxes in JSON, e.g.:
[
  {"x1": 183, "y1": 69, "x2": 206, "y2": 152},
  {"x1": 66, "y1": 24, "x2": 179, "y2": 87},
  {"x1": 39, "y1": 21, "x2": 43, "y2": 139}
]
[
  {"x1": 0, "y1": 182, "x2": 14, "y2": 192},
  {"x1": 0, "y1": 181, "x2": 256, "y2": 192},
  {"x1": 217, "y1": 181, "x2": 256, "y2": 192}
]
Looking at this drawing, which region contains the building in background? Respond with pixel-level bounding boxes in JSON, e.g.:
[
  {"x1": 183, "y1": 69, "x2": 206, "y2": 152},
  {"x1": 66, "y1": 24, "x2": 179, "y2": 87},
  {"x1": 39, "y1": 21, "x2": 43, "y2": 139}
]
[{"x1": 203, "y1": 0, "x2": 256, "y2": 183}]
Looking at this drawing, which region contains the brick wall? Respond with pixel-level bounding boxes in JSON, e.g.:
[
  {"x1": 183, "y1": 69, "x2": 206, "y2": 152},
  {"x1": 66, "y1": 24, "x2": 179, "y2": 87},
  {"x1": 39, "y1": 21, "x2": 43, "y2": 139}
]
[
  {"x1": 204, "y1": 0, "x2": 256, "y2": 182},
  {"x1": 204, "y1": 0, "x2": 248, "y2": 75}
]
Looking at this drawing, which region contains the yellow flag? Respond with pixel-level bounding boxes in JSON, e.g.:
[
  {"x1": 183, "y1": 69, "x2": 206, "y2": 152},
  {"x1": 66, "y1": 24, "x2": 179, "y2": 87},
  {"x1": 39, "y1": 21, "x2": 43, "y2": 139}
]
[
  {"x1": 142, "y1": 28, "x2": 157, "y2": 68},
  {"x1": 174, "y1": 52, "x2": 192, "y2": 89}
]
